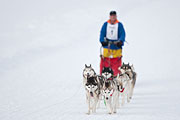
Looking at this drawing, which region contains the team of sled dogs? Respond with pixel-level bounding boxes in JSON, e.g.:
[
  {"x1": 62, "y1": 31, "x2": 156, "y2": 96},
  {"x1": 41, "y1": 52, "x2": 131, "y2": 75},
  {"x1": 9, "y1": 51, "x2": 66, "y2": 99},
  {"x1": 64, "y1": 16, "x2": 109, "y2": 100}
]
[{"x1": 83, "y1": 63, "x2": 137, "y2": 114}]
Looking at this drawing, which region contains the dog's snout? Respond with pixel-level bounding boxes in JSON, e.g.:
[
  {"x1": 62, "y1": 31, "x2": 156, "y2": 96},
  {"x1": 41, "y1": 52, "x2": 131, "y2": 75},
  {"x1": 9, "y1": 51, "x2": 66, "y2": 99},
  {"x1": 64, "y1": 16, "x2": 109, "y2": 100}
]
[
  {"x1": 106, "y1": 97, "x2": 108, "y2": 100},
  {"x1": 90, "y1": 91, "x2": 93, "y2": 97}
]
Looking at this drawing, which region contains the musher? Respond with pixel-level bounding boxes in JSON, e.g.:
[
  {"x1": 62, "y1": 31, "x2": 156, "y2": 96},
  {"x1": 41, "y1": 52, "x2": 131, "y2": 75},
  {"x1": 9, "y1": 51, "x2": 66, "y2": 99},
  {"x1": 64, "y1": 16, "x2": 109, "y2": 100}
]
[{"x1": 99, "y1": 11, "x2": 126, "y2": 76}]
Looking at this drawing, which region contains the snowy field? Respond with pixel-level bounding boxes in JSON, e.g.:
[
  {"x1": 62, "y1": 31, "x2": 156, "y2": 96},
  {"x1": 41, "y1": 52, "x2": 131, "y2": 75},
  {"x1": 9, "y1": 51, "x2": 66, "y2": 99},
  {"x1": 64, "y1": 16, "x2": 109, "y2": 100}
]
[{"x1": 0, "y1": 0, "x2": 180, "y2": 120}]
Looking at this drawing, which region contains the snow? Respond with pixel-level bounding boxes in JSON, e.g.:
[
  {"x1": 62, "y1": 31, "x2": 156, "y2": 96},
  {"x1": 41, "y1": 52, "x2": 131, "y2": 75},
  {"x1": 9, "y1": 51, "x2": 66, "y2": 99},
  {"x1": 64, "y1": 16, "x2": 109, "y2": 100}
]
[{"x1": 0, "y1": 0, "x2": 180, "y2": 120}]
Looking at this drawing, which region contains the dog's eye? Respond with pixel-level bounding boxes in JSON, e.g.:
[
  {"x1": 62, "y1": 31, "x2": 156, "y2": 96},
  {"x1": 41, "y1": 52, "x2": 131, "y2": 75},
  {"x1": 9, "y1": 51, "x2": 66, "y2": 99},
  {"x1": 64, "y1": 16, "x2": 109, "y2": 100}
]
[
  {"x1": 88, "y1": 86, "x2": 90, "y2": 88},
  {"x1": 108, "y1": 91, "x2": 110, "y2": 93},
  {"x1": 104, "y1": 92, "x2": 106, "y2": 93}
]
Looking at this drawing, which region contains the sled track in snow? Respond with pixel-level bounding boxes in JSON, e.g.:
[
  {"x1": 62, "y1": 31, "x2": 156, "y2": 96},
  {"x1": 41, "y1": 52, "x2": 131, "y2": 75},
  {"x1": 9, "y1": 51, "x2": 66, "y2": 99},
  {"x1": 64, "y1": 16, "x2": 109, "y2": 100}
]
[{"x1": 0, "y1": 82, "x2": 82, "y2": 120}]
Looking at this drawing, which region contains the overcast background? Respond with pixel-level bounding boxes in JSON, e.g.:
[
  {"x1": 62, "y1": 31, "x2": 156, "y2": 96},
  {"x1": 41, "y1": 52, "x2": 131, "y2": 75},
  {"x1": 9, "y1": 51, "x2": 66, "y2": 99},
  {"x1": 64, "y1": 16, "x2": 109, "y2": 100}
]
[{"x1": 0, "y1": 0, "x2": 180, "y2": 120}]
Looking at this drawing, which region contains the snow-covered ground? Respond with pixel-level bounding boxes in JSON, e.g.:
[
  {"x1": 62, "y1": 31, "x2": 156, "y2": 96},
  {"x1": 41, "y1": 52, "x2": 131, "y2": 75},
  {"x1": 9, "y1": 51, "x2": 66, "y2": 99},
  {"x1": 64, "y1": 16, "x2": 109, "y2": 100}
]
[{"x1": 0, "y1": 0, "x2": 180, "y2": 119}]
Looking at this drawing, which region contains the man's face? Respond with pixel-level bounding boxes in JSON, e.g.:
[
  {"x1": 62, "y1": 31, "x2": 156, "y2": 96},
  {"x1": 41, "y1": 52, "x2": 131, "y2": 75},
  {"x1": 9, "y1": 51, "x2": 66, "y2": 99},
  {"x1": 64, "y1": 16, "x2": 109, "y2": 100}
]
[{"x1": 109, "y1": 15, "x2": 117, "y2": 23}]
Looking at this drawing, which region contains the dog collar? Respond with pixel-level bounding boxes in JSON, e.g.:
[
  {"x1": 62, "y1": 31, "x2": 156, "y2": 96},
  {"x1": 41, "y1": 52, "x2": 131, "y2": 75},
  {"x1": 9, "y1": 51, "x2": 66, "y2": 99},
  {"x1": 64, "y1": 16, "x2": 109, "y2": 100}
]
[
  {"x1": 120, "y1": 88, "x2": 125, "y2": 93},
  {"x1": 110, "y1": 89, "x2": 114, "y2": 96},
  {"x1": 107, "y1": 77, "x2": 113, "y2": 80}
]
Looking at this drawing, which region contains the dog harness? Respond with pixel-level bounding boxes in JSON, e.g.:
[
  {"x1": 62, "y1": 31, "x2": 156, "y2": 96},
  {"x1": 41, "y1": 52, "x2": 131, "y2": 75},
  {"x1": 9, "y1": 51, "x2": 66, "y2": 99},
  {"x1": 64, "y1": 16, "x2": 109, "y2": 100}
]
[
  {"x1": 107, "y1": 77, "x2": 113, "y2": 80},
  {"x1": 110, "y1": 89, "x2": 114, "y2": 96},
  {"x1": 120, "y1": 88, "x2": 125, "y2": 93},
  {"x1": 118, "y1": 74, "x2": 127, "y2": 93}
]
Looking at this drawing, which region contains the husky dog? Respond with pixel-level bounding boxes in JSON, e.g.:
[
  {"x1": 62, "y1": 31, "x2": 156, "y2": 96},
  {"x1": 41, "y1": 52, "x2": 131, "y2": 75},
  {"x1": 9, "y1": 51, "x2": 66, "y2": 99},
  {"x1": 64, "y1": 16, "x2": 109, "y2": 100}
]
[
  {"x1": 120, "y1": 63, "x2": 137, "y2": 99},
  {"x1": 83, "y1": 64, "x2": 96, "y2": 87},
  {"x1": 116, "y1": 67, "x2": 131, "y2": 106},
  {"x1": 101, "y1": 67, "x2": 114, "y2": 80},
  {"x1": 103, "y1": 80, "x2": 119, "y2": 114},
  {"x1": 83, "y1": 64, "x2": 105, "y2": 110},
  {"x1": 83, "y1": 64, "x2": 104, "y2": 94},
  {"x1": 85, "y1": 76, "x2": 99, "y2": 114}
]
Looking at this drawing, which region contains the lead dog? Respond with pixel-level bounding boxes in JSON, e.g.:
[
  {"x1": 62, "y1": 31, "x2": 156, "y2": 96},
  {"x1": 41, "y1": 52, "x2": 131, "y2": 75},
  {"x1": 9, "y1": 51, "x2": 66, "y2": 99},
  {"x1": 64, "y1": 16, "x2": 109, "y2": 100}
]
[
  {"x1": 103, "y1": 80, "x2": 119, "y2": 114},
  {"x1": 85, "y1": 76, "x2": 99, "y2": 114},
  {"x1": 83, "y1": 64, "x2": 96, "y2": 87},
  {"x1": 83, "y1": 64, "x2": 104, "y2": 110}
]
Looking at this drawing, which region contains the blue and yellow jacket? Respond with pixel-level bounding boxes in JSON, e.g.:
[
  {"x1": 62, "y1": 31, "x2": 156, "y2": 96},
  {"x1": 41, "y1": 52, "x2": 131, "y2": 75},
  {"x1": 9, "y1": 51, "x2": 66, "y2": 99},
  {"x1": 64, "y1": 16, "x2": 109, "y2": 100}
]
[{"x1": 100, "y1": 20, "x2": 126, "y2": 49}]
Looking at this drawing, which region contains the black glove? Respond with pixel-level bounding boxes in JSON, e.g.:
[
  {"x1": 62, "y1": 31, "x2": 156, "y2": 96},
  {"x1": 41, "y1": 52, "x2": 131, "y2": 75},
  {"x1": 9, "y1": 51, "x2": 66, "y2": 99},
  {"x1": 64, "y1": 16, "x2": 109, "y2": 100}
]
[
  {"x1": 101, "y1": 42, "x2": 108, "y2": 47},
  {"x1": 116, "y1": 41, "x2": 123, "y2": 48}
]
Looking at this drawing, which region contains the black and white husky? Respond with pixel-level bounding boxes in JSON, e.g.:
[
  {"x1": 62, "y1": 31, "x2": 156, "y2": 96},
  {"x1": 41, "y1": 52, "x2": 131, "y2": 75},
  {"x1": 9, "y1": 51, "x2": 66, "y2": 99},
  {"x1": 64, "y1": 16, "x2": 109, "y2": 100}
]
[
  {"x1": 101, "y1": 67, "x2": 114, "y2": 80},
  {"x1": 103, "y1": 80, "x2": 119, "y2": 114},
  {"x1": 117, "y1": 63, "x2": 137, "y2": 105},
  {"x1": 83, "y1": 64, "x2": 105, "y2": 113},
  {"x1": 121, "y1": 63, "x2": 137, "y2": 99},
  {"x1": 85, "y1": 76, "x2": 99, "y2": 114},
  {"x1": 83, "y1": 64, "x2": 96, "y2": 87},
  {"x1": 83, "y1": 64, "x2": 104, "y2": 94},
  {"x1": 116, "y1": 67, "x2": 131, "y2": 106},
  {"x1": 101, "y1": 67, "x2": 119, "y2": 114}
]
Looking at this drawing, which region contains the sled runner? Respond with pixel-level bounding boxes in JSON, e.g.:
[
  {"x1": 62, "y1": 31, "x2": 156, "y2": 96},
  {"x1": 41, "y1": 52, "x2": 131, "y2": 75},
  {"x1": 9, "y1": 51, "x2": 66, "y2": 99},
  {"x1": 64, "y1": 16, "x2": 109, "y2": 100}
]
[{"x1": 100, "y1": 40, "x2": 122, "y2": 77}]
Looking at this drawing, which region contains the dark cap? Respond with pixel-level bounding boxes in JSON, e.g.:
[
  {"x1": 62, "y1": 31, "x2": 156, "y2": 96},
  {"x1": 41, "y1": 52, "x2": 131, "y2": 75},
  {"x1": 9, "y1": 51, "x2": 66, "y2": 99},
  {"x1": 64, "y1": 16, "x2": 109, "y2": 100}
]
[{"x1": 110, "y1": 11, "x2": 116, "y2": 16}]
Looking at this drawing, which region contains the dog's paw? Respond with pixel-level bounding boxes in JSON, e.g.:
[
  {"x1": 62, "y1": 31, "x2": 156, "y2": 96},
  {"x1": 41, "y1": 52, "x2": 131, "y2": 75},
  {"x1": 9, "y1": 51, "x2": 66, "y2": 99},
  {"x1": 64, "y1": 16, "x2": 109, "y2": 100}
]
[
  {"x1": 108, "y1": 111, "x2": 113, "y2": 114},
  {"x1": 86, "y1": 112, "x2": 90, "y2": 115}
]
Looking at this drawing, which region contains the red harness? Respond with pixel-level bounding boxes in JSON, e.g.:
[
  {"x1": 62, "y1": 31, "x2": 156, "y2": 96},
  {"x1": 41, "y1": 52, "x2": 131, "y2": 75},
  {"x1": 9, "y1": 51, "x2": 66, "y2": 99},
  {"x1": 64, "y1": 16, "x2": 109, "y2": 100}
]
[
  {"x1": 110, "y1": 88, "x2": 124, "y2": 96},
  {"x1": 110, "y1": 89, "x2": 114, "y2": 96},
  {"x1": 120, "y1": 88, "x2": 125, "y2": 93},
  {"x1": 107, "y1": 77, "x2": 113, "y2": 80}
]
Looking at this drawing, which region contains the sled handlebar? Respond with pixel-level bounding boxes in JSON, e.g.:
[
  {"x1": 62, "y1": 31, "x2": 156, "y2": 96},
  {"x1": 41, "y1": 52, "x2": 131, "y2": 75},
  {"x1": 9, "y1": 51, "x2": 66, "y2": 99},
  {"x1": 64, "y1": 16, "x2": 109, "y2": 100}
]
[
  {"x1": 104, "y1": 38, "x2": 119, "y2": 45},
  {"x1": 108, "y1": 41, "x2": 118, "y2": 45}
]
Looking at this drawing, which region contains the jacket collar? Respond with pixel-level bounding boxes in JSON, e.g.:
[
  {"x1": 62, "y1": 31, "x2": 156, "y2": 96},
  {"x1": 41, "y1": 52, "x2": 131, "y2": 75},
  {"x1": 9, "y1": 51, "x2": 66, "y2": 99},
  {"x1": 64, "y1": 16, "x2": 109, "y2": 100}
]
[{"x1": 107, "y1": 19, "x2": 119, "y2": 24}]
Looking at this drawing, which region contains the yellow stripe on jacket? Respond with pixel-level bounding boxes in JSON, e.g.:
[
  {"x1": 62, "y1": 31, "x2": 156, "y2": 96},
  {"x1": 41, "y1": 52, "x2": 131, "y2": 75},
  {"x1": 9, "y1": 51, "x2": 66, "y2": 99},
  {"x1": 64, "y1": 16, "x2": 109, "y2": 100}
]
[{"x1": 103, "y1": 48, "x2": 122, "y2": 58}]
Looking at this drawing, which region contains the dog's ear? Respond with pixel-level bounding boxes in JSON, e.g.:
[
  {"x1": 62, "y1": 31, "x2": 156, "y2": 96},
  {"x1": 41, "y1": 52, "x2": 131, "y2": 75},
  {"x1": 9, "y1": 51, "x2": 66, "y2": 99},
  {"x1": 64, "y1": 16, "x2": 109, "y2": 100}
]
[
  {"x1": 131, "y1": 64, "x2": 135, "y2": 71},
  {"x1": 110, "y1": 89, "x2": 114, "y2": 95},
  {"x1": 85, "y1": 64, "x2": 87, "y2": 68},
  {"x1": 117, "y1": 74, "x2": 119, "y2": 79},
  {"x1": 89, "y1": 64, "x2": 91, "y2": 67},
  {"x1": 131, "y1": 64, "x2": 133, "y2": 68}
]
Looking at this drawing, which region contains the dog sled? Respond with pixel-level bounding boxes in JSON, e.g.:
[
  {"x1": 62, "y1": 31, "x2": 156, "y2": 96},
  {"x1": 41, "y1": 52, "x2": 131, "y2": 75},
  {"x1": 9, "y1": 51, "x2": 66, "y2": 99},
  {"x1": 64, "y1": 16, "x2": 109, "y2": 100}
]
[{"x1": 100, "y1": 40, "x2": 122, "y2": 77}]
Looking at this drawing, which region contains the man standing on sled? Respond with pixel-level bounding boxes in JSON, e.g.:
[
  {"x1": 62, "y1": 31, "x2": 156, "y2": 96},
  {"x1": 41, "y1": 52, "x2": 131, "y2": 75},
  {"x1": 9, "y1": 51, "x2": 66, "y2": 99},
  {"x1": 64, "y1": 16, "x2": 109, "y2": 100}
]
[{"x1": 100, "y1": 11, "x2": 126, "y2": 76}]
